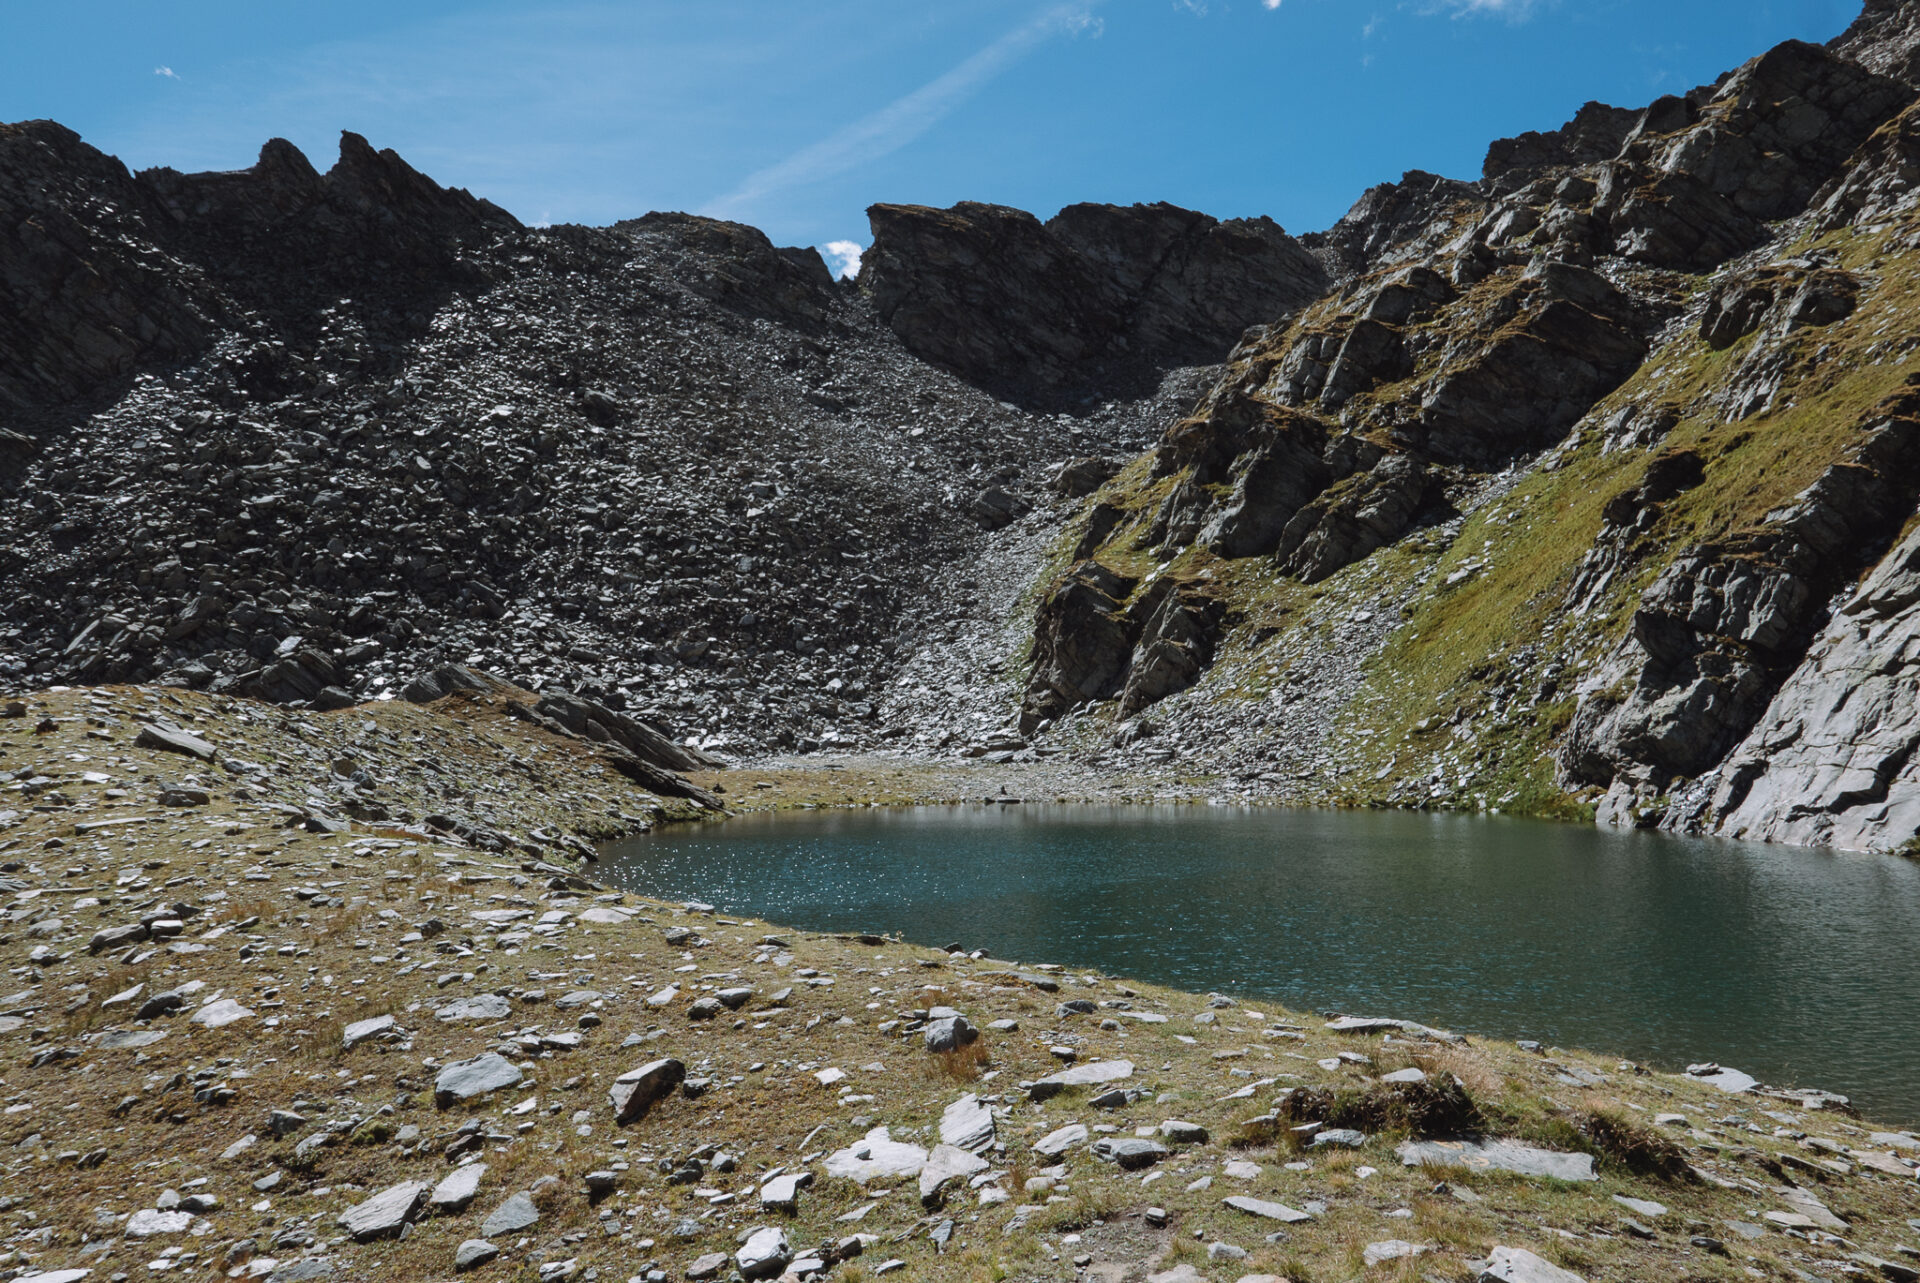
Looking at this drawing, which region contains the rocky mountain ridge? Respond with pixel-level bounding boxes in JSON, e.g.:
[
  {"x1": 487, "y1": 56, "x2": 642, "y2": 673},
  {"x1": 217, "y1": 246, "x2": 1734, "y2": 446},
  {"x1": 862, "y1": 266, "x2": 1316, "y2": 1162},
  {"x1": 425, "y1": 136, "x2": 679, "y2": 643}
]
[{"x1": 13, "y1": 1, "x2": 1920, "y2": 853}]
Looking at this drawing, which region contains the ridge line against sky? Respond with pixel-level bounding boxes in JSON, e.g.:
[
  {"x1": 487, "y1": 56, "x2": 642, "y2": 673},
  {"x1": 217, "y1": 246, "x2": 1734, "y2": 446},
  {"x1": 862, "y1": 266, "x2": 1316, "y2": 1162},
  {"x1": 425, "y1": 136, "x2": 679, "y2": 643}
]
[{"x1": 3, "y1": 0, "x2": 1868, "y2": 268}]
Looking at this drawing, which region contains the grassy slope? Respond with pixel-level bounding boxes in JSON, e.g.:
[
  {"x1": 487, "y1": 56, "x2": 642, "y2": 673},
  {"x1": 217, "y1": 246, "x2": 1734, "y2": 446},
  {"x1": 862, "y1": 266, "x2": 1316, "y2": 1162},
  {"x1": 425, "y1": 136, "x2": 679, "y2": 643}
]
[{"x1": 1040, "y1": 219, "x2": 1920, "y2": 823}]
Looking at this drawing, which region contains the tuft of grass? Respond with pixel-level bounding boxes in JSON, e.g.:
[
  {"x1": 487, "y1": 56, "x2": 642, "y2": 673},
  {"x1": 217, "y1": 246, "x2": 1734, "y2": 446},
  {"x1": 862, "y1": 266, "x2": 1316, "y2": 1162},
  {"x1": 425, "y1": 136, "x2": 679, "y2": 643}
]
[
  {"x1": 926, "y1": 1038, "x2": 992, "y2": 1083},
  {"x1": 1275, "y1": 1077, "x2": 1483, "y2": 1140},
  {"x1": 1577, "y1": 1107, "x2": 1695, "y2": 1181}
]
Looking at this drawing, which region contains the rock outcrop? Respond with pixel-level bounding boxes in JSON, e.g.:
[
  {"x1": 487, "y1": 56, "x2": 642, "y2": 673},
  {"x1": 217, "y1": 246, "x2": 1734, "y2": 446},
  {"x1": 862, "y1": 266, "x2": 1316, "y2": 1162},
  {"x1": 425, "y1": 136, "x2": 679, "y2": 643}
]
[
  {"x1": 1685, "y1": 518, "x2": 1920, "y2": 851},
  {"x1": 860, "y1": 200, "x2": 1329, "y2": 403},
  {"x1": 1562, "y1": 406, "x2": 1920, "y2": 790}
]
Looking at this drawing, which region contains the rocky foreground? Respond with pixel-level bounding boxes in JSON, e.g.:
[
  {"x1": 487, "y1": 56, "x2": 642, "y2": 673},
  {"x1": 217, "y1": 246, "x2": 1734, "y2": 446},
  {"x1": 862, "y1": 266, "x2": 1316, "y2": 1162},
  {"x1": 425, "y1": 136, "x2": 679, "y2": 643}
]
[{"x1": 1, "y1": 684, "x2": 1918, "y2": 1283}]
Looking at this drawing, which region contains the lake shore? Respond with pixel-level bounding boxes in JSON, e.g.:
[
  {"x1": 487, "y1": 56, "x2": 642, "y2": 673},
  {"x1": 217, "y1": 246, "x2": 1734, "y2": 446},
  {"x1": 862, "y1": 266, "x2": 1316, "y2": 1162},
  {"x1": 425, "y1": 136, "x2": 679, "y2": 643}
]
[{"x1": 2, "y1": 683, "x2": 1917, "y2": 1283}]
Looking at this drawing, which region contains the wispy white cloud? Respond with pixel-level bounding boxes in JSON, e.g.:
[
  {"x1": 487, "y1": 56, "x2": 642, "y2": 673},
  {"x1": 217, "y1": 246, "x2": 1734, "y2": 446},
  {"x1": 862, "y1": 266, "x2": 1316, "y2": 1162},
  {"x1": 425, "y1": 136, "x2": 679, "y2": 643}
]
[
  {"x1": 1262, "y1": 0, "x2": 1283, "y2": 10},
  {"x1": 702, "y1": 1, "x2": 1102, "y2": 221},
  {"x1": 154, "y1": 65, "x2": 180, "y2": 80},
  {"x1": 1175, "y1": 0, "x2": 1209, "y2": 15},
  {"x1": 821, "y1": 240, "x2": 865, "y2": 279},
  {"x1": 1418, "y1": 0, "x2": 1538, "y2": 18}
]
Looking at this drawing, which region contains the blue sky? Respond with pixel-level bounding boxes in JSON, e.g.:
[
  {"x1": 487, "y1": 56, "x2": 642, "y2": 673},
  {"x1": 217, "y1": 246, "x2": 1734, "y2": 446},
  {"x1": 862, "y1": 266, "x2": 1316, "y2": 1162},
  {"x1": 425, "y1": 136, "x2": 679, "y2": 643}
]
[{"x1": 5, "y1": 1, "x2": 1867, "y2": 275}]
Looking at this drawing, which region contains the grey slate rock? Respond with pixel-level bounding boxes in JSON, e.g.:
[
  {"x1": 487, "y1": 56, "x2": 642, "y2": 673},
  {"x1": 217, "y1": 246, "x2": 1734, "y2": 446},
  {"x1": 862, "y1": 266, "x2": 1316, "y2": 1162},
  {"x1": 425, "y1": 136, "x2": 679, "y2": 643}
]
[
  {"x1": 480, "y1": 1191, "x2": 540, "y2": 1237},
  {"x1": 939, "y1": 1093, "x2": 996, "y2": 1153},
  {"x1": 336, "y1": 1180, "x2": 430, "y2": 1242},
  {"x1": 434, "y1": 1053, "x2": 524, "y2": 1108},
  {"x1": 736, "y1": 1226, "x2": 792, "y2": 1280},
  {"x1": 341, "y1": 1014, "x2": 395, "y2": 1049},
  {"x1": 430, "y1": 1162, "x2": 488, "y2": 1213},
  {"x1": 609, "y1": 1057, "x2": 685, "y2": 1124},
  {"x1": 923, "y1": 1014, "x2": 977, "y2": 1053},
  {"x1": 1223, "y1": 1195, "x2": 1315, "y2": 1223},
  {"x1": 758, "y1": 1171, "x2": 811, "y2": 1213},
  {"x1": 1091, "y1": 1137, "x2": 1168, "y2": 1170},
  {"x1": 1478, "y1": 1246, "x2": 1588, "y2": 1282},
  {"x1": 135, "y1": 723, "x2": 216, "y2": 759},
  {"x1": 435, "y1": 994, "x2": 513, "y2": 1022},
  {"x1": 454, "y1": 1239, "x2": 499, "y2": 1272},
  {"x1": 1028, "y1": 1059, "x2": 1133, "y2": 1102},
  {"x1": 1398, "y1": 1139, "x2": 1597, "y2": 1182}
]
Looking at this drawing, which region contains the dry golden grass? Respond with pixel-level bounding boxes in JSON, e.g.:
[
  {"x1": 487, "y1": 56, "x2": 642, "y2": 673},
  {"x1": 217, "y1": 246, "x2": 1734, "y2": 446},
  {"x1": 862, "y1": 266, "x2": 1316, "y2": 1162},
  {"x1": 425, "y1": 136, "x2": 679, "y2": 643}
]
[{"x1": 925, "y1": 1037, "x2": 992, "y2": 1083}]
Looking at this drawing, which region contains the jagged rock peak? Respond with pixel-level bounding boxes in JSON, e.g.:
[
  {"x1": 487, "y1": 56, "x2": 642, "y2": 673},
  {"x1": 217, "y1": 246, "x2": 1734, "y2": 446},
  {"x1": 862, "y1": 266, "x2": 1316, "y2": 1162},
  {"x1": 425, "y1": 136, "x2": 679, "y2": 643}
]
[
  {"x1": 1300, "y1": 170, "x2": 1482, "y2": 280},
  {"x1": 1833, "y1": 0, "x2": 1920, "y2": 85},
  {"x1": 136, "y1": 129, "x2": 520, "y2": 235},
  {"x1": 859, "y1": 199, "x2": 1329, "y2": 407},
  {"x1": 1482, "y1": 101, "x2": 1641, "y2": 184}
]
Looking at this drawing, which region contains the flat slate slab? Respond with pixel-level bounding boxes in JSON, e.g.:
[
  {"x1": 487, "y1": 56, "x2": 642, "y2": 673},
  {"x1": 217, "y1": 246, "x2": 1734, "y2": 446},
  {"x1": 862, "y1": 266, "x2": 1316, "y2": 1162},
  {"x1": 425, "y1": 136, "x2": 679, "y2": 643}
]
[
  {"x1": 824, "y1": 1128, "x2": 928, "y2": 1182},
  {"x1": 1684, "y1": 1063, "x2": 1759, "y2": 1093},
  {"x1": 342, "y1": 1014, "x2": 395, "y2": 1049},
  {"x1": 337, "y1": 1181, "x2": 429, "y2": 1242},
  {"x1": 1223, "y1": 1196, "x2": 1314, "y2": 1223},
  {"x1": 919, "y1": 1144, "x2": 989, "y2": 1206},
  {"x1": 431, "y1": 1163, "x2": 488, "y2": 1213},
  {"x1": 94, "y1": 1029, "x2": 167, "y2": 1050},
  {"x1": 1028, "y1": 1059, "x2": 1133, "y2": 1102},
  {"x1": 1327, "y1": 1015, "x2": 1458, "y2": 1040},
  {"x1": 1611, "y1": 1195, "x2": 1667, "y2": 1218},
  {"x1": 1034, "y1": 1123, "x2": 1088, "y2": 1156},
  {"x1": 939, "y1": 1093, "x2": 996, "y2": 1153},
  {"x1": 1398, "y1": 1139, "x2": 1597, "y2": 1182},
  {"x1": 136, "y1": 723, "x2": 215, "y2": 759},
  {"x1": 126, "y1": 1209, "x2": 194, "y2": 1236},
  {"x1": 1478, "y1": 1245, "x2": 1588, "y2": 1282},
  {"x1": 435, "y1": 1053, "x2": 524, "y2": 1108},
  {"x1": 481, "y1": 1192, "x2": 540, "y2": 1237},
  {"x1": 191, "y1": 998, "x2": 254, "y2": 1029},
  {"x1": 435, "y1": 994, "x2": 513, "y2": 1022}
]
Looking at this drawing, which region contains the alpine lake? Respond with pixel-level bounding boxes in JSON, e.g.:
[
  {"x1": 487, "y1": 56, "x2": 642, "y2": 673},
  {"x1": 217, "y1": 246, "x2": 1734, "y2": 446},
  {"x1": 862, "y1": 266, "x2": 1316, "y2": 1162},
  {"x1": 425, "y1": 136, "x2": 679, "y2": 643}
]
[{"x1": 603, "y1": 805, "x2": 1920, "y2": 1125}]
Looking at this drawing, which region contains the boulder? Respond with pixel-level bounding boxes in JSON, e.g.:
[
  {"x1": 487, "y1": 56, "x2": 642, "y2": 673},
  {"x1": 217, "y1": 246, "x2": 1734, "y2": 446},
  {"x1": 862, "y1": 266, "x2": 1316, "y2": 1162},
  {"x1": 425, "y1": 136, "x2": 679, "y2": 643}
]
[
  {"x1": 608, "y1": 1057, "x2": 685, "y2": 1124},
  {"x1": 923, "y1": 1014, "x2": 978, "y2": 1053},
  {"x1": 736, "y1": 1226, "x2": 792, "y2": 1281},
  {"x1": 453, "y1": 1240, "x2": 499, "y2": 1273},
  {"x1": 1091, "y1": 1137, "x2": 1168, "y2": 1170}
]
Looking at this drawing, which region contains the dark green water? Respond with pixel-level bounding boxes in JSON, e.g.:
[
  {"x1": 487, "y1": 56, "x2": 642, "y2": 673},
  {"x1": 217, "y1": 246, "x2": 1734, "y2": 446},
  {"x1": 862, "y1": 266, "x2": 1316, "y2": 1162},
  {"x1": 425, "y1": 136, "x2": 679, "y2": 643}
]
[{"x1": 601, "y1": 805, "x2": 1920, "y2": 1125}]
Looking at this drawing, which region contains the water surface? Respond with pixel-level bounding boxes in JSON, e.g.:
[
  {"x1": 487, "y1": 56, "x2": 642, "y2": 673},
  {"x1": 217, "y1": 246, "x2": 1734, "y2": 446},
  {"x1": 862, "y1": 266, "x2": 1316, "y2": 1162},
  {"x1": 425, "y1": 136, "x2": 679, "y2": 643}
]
[{"x1": 602, "y1": 805, "x2": 1920, "y2": 1124}]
